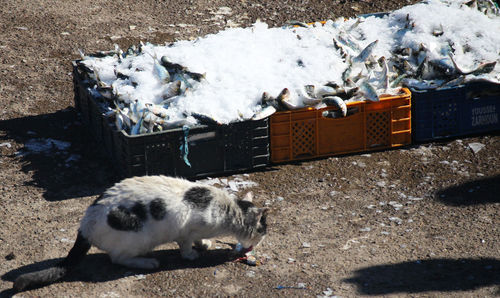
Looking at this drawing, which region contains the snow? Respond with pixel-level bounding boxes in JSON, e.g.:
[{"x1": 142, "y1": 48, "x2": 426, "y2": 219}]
[{"x1": 81, "y1": 0, "x2": 500, "y2": 131}]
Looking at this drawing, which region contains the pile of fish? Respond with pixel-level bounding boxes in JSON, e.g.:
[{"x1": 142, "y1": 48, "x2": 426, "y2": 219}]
[
  {"x1": 78, "y1": 43, "x2": 210, "y2": 134},
  {"x1": 76, "y1": 0, "x2": 500, "y2": 135}
]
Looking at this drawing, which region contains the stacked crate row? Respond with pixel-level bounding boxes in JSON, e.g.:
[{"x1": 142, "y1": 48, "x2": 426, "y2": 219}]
[{"x1": 73, "y1": 62, "x2": 500, "y2": 178}]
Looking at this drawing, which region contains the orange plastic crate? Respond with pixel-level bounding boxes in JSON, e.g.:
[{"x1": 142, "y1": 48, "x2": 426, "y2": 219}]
[{"x1": 270, "y1": 88, "x2": 411, "y2": 163}]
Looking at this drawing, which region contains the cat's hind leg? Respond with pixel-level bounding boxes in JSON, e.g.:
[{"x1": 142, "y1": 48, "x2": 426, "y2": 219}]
[
  {"x1": 194, "y1": 239, "x2": 212, "y2": 251},
  {"x1": 109, "y1": 253, "x2": 160, "y2": 269}
]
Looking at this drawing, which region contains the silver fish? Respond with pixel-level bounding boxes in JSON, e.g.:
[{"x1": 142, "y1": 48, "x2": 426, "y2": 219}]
[
  {"x1": 131, "y1": 111, "x2": 145, "y2": 135},
  {"x1": 298, "y1": 86, "x2": 321, "y2": 106},
  {"x1": 379, "y1": 56, "x2": 389, "y2": 92},
  {"x1": 304, "y1": 85, "x2": 316, "y2": 98},
  {"x1": 448, "y1": 53, "x2": 497, "y2": 75},
  {"x1": 390, "y1": 74, "x2": 408, "y2": 88},
  {"x1": 429, "y1": 58, "x2": 456, "y2": 76},
  {"x1": 315, "y1": 85, "x2": 337, "y2": 99},
  {"x1": 353, "y1": 40, "x2": 378, "y2": 64},
  {"x1": 342, "y1": 62, "x2": 352, "y2": 83},
  {"x1": 146, "y1": 104, "x2": 170, "y2": 119},
  {"x1": 302, "y1": 97, "x2": 322, "y2": 107},
  {"x1": 277, "y1": 88, "x2": 297, "y2": 110},
  {"x1": 322, "y1": 96, "x2": 347, "y2": 117},
  {"x1": 252, "y1": 105, "x2": 277, "y2": 120},
  {"x1": 360, "y1": 80, "x2": 379, "y2": 102},
  {"x1": 437, "y1": 75, "x2": 465, "y2": 89},
  {"x1": 348, "y1": 18, "x2": 363, "y2": 31},
  {"x1": 149, "y1": 53, "x2": 170, "y2": 83},
  {"x1": 332, "y1": 37, "x2": 349, "y2": 59},
  {"x1": 172, "y1": 72, "x2": 193, "y2": 91},
  {"x1": 162, "y1": 80, "x2": 182, "y2": 100},
  {"x1": 337, "y1": 34, "x2": 361, "y2": 52}
]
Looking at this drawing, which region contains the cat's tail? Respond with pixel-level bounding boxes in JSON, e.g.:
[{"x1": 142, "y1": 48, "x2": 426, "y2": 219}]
[{"x1": 13, "y1": 231, "x2": 91, "y2": 292}]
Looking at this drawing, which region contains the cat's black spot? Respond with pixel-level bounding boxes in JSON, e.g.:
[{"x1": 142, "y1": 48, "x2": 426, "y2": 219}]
[
  {"x1": 150, "y1": 198, "x2": 167, "y2": 220},
  {"x1": 131, "y1": 201, "x2": 147, "y2": 221},
  {"x1": 107, "y1": 202, "x2": 147, "y2": 232},
  {"x1": 183, "y1": 187, "x2": 213, "y2": 209},
  {"x1": 237, "y1": 200, "x2": 254, "y2": 214},
  {"x1": 91, "y1": 194, "x2": 104, "y2": 206}
]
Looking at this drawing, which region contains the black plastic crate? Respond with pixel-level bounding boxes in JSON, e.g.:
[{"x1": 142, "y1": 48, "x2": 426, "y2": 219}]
[
  {"x1": 411, "y1": 81, "x2": 500, "y2": 142},
  {"x1": 72, "y1": 61, "x2": 270, "y2": 178}
]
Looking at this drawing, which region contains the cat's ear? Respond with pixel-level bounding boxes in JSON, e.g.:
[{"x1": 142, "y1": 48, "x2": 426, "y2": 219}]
[
  {"x1": 241, "y1": 191, "x2": 253, "y2": 202},
  {"x1": 257, "y1": 207, "x2": 269, "y2": 223}
]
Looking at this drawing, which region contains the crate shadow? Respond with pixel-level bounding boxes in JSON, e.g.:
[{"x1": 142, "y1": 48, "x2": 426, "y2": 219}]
[
  {"x1": 0, "y1": 108, "x2": 117, "y2": 201},
  {"x1": 1, "y1": 247, "x2": 234, "y2": 295},
  {"x1": 435, "y1": 175, "x2": 500, "y2": 206},
  {"x1": 343, "y1": 258, "x2": 500, "y2": 295}
]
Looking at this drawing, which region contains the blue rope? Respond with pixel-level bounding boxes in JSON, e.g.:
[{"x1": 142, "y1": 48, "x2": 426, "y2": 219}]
[{"x1": 180, "y1": 125, "x2": 191, "y2": 167}]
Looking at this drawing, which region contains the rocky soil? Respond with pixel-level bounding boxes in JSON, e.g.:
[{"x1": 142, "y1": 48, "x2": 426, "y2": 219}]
[{"x1": 1, "y1": 0, "x2": 499, "y2": 297}]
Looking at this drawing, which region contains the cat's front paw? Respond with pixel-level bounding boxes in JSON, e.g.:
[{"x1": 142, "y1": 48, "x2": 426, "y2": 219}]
[
  {"x1": 181, "y1": 249, "x2": 200, "y2": 261},
  {"x1": 194, "y1": 239, "x2": 212, "y2": 251}
]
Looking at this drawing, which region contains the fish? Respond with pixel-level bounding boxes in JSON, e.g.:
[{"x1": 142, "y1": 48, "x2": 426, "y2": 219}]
[
  {"x1": 336, "y1": 86, "x2": 360, "y2": 100},
  {"x1": 161, "y1": 118, "x2": 194, "y2": 129},
  {"x1": 437, "y1": 75, "x2": 465, "y2": 89},
  {"x1": 190, "y1": 112, "x2": 221, "y2": 125},
  {"x1": 449, "y1": 53, "x2": 497, "y2": 75},
  {"x1": 172, "y1": 72, "x2": 193, "y2": 91},
  {"x1": 360, "y1": 80, "x2": 379, "y2": 102},
  {"x1": 185, "y1": 70, "x2": 206, "y2": 82},
  {"x1": 337, "y1": 34, "x2": 361, "y2": 52},
  {"x1": 348, "y1": 18, "x2": 363, "y2": 31},
  {"x1": 252, "y1": 105, "x2": 277, "y2": 120},
  {"x1": 130, "y1": 111, "x2": 145, "y2": 135},
  {"x1": 262, "y1": 92, "x2": 280, "y2": 110},
  {"x1": 261, "y1": 91, "x2": 274, "y2": 105},
  {"x1": 143, "y1": 112, "x2": 168, "y2": 132},
  {"x1": 297, "y1": 86, "x2": 321, "y2": 106},
  {"x1": 429, "y1": 58, "x2": 456, "y2": 76},
  {"x1": 149, "y1": 53, "x2": 170, "y2": 83},
  {"x1": 322, "y1": 109, "x2": 349, "y2": 119},
  {"x1": 302, "y1": 97, "x2": 322, "y2": 107},
  {"x1": 415, "y1": 56, "x2": 430, "y2": 79},
  {"x1": 126, "y1": 45, "x2": 138, "y2": 57},
  {"x1": 322, "y1": 96, "x2": 347, "y2": 117},
  {"x1": 146, "y1": 104, "x2": 170, "y2": 119},
  {"x1": 324, "y1": 82, "x2": 340, "y2": 89},
  {"x1": 285, "y1": 20, "x2": 309, "y2": 28},
  {"x1": 314, "y1": 85, "x2": 337, "y2": 99},
  {"x1": 351, "y1": 70, "x2": 364, "y2": 83},
  {"x1": 390, "y1": 74, "x2": 408, "y2": 88},
  {"x1": 162, "y1": 80, "x2": 182, "y2": 100},
  {"x1": 353, "y1": 40, "x2": 378, "y2": 64},
  {"x1": 332, "y1": 37, "x2": 349, "y2": 59},
  {"x1": 160, "y1": 56, "x2": 186, "y2": 73},
  {"x1": 342, "y1": 62, "x2": 353, "y2": 83},
  {"x1": 379, "y1": 57, "x2": 389, "y2": 92},
  {"x1": 276, "y1": 88, "x2": 297, "y2": 110},
  {"x1": 304, "y1": 85, "x2": 316, "y2": 98}
]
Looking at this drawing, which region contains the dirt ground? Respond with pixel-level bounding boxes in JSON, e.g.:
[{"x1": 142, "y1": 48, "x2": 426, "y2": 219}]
[{"x1": 0, "y1": 0, "x2": 499, "y2": 297}]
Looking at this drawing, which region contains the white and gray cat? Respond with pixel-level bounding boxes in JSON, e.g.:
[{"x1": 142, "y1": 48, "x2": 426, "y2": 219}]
[{"x1": 14, "y1": 175, "x2": 268, "y2": 291}]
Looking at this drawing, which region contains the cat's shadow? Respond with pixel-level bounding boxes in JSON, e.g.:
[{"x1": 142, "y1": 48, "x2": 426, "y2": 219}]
[{"x1": 1, "y1": 247, "x2": 235, "y2": 295}]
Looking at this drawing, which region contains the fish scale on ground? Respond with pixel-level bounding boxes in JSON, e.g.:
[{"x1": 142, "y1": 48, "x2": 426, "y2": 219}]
[{"x1": 76, "y1": 0, "x2": 500, "y2": 135}]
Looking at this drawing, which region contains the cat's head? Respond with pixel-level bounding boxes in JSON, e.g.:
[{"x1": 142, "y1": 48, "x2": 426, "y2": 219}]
[{"x1": 236, "y1": 192, "x2": 269, "y2": 250}]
